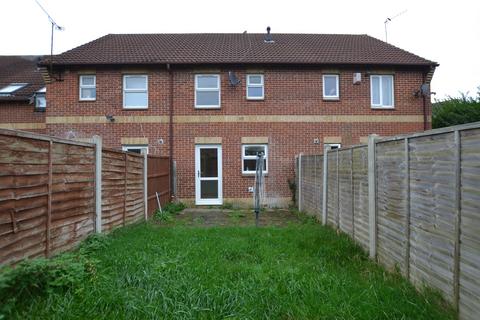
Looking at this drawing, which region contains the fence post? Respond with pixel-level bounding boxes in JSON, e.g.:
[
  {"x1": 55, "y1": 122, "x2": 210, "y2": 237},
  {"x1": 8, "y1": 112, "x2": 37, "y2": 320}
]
[
  {"x1": 298, "y1": 153, "x2": 303, "y2": 212},
  {"x1": 123, "y1": 153, "x2": 128, "y2": 226},
  {"x1": 322, "y1": 145, "x2": 330, "y2": 225},
  {"x1": 93, "y1": 135, "x2": 102, "y2": 234},
  {"x1": 336, "y1": 149, "x2": 340, "y2": 229},
  {"x1": 350, "y1": 148, "x2": 355, "y2": 239},
  {"x1": 453, "y1": 130, "x2": 461, "y2": 312},
  {"x1": 143, "y1": 152, "x2": 148, "y2": 220},
  {"x1": 45, "y1": 140, "x2": 53, "y2": 257},
  {"x1": 368, "y1": 134, "x2": 378, "y2": 259},
  {"x1": 404, "y1": 138, "x2": 411, "y2": 279}
]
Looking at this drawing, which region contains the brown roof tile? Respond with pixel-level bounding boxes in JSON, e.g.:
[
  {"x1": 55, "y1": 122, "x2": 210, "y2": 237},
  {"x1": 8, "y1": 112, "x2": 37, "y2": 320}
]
[
  {"x1": 0, "y1": 56, "x2": 45, "y2": 101},
  {"x1": 44, "y1": 33, "x2": 437, "y2": 67}
]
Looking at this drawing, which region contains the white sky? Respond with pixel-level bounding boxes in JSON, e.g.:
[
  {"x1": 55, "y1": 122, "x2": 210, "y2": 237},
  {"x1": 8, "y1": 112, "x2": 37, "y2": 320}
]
[{"x1": 1, "y1": 0, "x2": 479, "y2": 100}]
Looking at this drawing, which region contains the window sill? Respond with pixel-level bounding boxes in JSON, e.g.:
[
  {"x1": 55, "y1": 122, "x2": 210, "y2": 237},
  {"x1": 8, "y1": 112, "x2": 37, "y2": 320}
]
[
  {"x1": 323, "y1": 97, "x2": 340, "y2": 101},
  {"x1": 123, "y1": 107, "x2": 149, "y2": 110},
  {"x1": 242, "y1": 172, "x2": 268, "y2": 177},
  {"x1": 79, "y1": 99, "x2": 96, "y2": 102},
  {"x1": 195, "y1": 106, "x2": 221, "y2": 109},
  {"x1": 246, "y1": 97, "x2": 265, "y2": 101},
  {"x1": 371, "y1": 106, "x2": 395, "y2": 109}
]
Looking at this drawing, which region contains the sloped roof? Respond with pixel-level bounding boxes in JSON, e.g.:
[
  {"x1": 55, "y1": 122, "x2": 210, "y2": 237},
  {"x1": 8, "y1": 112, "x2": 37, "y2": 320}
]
[
  {"x1": 0, "y1": 56, "x2": 45, "y2": 102},
  {"x1": 44, "y1": 33, "x2": 437, "y2": 67}
]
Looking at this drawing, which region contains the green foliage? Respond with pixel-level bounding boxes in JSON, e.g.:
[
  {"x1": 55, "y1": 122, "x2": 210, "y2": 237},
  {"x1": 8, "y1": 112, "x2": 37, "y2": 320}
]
[
  {"x1": 5, "y1": 222, "x2": 455, "y2": 319},
  {"x1": 432, "y1": 88, "x2": 480, "y2": 128},
  {"x1": 220, "y1": 202, "x2": 234, "y2": 210},
  {"x1": 0, "y1": 234, "x2": 108, "y2": 318},
  {"x1": 153, "y1": 201, "x2": 186, "y2": 223}
]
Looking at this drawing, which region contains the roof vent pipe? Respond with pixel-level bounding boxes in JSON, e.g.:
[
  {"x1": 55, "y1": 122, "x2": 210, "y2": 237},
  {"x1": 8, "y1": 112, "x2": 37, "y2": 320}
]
[{"x1": 264, "y1": 26, "x2": 274, "y2": 43}]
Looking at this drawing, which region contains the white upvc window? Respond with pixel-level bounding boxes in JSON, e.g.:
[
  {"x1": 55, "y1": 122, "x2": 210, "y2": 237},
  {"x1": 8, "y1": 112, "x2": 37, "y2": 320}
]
[
  {"x1": 122, "y1": 145, "x2": 149, "y2": 154},
  {"x1": 246, "y1": 74, "x2": 264, "y2": 100},
  {"x1": 123, "y1": 75, "x2": 148, "y2": 109},
  {"x1": 195, "y1": 74, "x2": 220, "y2": 108},
  {"x1": 0, "y1": 83, "x2": 28, "y2": 95},
  {"x1": 370, "y1": 75, "x2": 394, "y2": 108},
  {"x1": 322, "y1": 74, "x2": 339, "y2": 99},
  {"x1": 325, "y1": 143, "x2": 341, "y2": 150},
  {"x1": 35, "y1": 87, "x2": 46, "y2": 109},
  {"x1": 242, "y1": 144, "x2": 268, "y2": 174},
  {"x1": 79, "y1": 75, "x2": 96, "y2": 101}
]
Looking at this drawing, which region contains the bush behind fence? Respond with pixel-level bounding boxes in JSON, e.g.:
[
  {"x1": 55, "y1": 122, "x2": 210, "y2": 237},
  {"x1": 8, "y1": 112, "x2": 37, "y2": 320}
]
[{"x1": 296, "y1": 122, "x2": 480, "y2": 320}]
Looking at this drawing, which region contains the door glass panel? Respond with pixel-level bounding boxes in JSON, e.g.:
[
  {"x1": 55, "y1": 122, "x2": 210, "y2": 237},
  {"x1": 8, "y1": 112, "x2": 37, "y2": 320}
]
[
  {"x1": 200, "y1": 148, "x2": 218, "y2": 177},
  {"x1": 201, "y1": 180, "x2": 218, "y2": 198}
]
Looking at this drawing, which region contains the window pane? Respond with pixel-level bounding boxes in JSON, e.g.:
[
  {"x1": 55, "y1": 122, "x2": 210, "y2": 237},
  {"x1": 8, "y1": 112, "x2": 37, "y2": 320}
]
[
  {"x1": 125, "y1": 92, "x2": 147, "y2": 107},
  {"x1": 244, "y1": 145, "x2": 265, "y2": 156},
  {"x1": 371, "y1": 77, "x2": 380, "y2": 105},
  {"x1": 81, "y1": 76, "x2": 95, "y2": 86},
  {"x1": 197, "y1": 75, "x2": 218, "y2": 89},
  {"x1": 248, "y1": 75, "x2": 262, "y2": 84},
  {"x1": 81, "y1": 88, "x2": 96, "y2": 99},
  {"x1": 126, "y1": 148, "x2": 142, "y2": 154},
  {"x1": 243, "y1": 159, "x2": 257, "y2": 172},
  {"x1": 382, "y1": 76, "x2": 393, "y2": 106},
  {"x1": 36, "y1": 95, "x2": 46, "y2": 108},
  {"x1": 200, "y1": 148, "x2": 218, "y2": 177},
  {"x1": 196, "y1": 90, "x2": 219, "y2": 106},
  {"x1": 247, "y1": 86, "x2": 263, "y2": 98},
  {"x1": 324, "y1": 76, "x2": 338, "y2": 96},
  {"x1": 200, "y1": 180, "x2": 218, "y2": 199},
  {"x1": 125, "y1": 76, "x2": 147, "y2": 89}
]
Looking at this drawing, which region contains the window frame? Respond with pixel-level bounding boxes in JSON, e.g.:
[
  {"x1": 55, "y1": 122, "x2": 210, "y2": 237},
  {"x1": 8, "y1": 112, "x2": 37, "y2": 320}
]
[
  {"x1": 241, "y1": 144, "x2": 268, "y2": 175},
  {"x1": 123, "y1": 74, "x2": 148, "y2": 109},
  {"x1": 322, "y1": 74, "x2": 340, "y2": 100},
  {"x1": 246, "y1": 74, "x2": 265, "y2": 100},
  {"x1": 194, "y1": 74, "x2": 221, "y2": 109},
  {"x1": 325, "y1": 143, "x2": 341, "y2": 150},
  {"x1": 79, "y1": 75, "x2": 97, "y2": 101},
  {"x1": 370, "y1": 74, "x2": 394, "y2": 109},
  {"x1": 122, "y1": 145, "x2": 149, "y2": 154}
]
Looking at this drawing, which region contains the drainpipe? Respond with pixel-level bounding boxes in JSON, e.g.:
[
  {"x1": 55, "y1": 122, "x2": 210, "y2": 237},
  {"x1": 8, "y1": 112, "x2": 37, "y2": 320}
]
[
  {"x1": 167, "y1": 64, "x2": 174, "y2": 200},
  {"x1": 422, "y1": 71, "x2": 427, "y2": 131}
]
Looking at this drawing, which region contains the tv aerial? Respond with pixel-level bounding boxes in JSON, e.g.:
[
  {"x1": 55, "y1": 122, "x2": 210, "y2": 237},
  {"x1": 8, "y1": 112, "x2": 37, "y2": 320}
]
[
  {"x1": 384, "y1": 9, "x2": 407, "y2": 43},
  {"x1": 34, "y1": 0, "x2": 64, "y2": 79}
]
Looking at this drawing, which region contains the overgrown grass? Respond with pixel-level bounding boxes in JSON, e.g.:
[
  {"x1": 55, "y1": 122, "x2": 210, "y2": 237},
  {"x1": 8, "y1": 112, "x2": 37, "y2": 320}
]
[
  {"x1": 1, "y1": 220, "x2": 454, "y2": 319},
  {"x1": 153, "y1": 201, "x2": 186, "y2": 223}
]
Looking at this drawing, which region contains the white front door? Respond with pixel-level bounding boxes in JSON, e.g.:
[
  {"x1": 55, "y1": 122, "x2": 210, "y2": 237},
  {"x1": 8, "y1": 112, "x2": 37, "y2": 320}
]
[{"x1": 195, "y1": 145, "x2": 222, "y2": 205}]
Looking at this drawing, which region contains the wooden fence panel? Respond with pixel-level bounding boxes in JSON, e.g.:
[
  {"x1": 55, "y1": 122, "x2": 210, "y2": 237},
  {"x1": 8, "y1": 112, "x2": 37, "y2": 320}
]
[
  {"x1": 409, "y1": 133, "x2": 457, "y2": 301},
  {"x1": 459, "y1": 128, "x2": 480, "y2": 320},
  {"x1": 302, "y1": 156, "x2": 316, "y2": 216},
  {"x1": 147, "y1": 156, "x2": 170, "y2": 216},
  {"x1": 376, "y1": 139, "x2": 408, "y2": 273},
  {"x1": 49, "y1": 142, "x2": 95, "y2": 255},
  {"x1": 0, "y1": 135, "x2": 49, "y2": 265},
  {"x1": 352, "y1": 147, "x2": 369, "y2": 251}
]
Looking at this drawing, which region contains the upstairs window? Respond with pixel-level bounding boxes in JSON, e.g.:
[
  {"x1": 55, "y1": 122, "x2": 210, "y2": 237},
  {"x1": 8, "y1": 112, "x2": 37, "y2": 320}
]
[
  {"x1": 371, "y1": 75, "x2": 394, "y2": 108},
  {"x1": 242, "y1": 144, "x2": 268, "y2": 174},
  {"x1": 79, "y1": 75, "x2": 96, "y2": 101},
  {"x1": 122, "y1": 145, "x2": 149, "y2": 154},
  {"x1": 123, "y1": 75, "x2": 148, "y2": 109},
  {"x1": 195, "y1": 75, "x2": 220, "y2": 108},
  {"x1": 322, "y1": 74, "x2": 339, "y2": 99},
  {"x1": 246, "y1": 74, "x2": 264, "y2": 100},
  {"x1": 0, "y1": 83, "x2": 28, "y2": 95},
  {"x1": 325, "y1": 143, "x2": 341, "y2": 150},
  {"x1": 35, "y1": 87, "x2": 46, "y2": 110}
]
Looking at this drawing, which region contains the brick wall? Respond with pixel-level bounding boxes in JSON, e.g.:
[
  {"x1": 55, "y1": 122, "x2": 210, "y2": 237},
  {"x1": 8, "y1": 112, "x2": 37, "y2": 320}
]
[
  {"x1": 0, "y1": 101, "x2": 45, "y2": 132},
  {"x1": 44, "y1": 65, "x2": 431, "y2": 206}
]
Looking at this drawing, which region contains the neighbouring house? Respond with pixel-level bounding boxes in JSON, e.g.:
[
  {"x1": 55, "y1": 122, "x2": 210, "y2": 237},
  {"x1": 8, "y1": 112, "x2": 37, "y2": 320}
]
[
  {"x1": 0, "y1": 56, "x2": 46, "y2": 132},
  {"x1": 35, "y1": 31, "x2": 437, "y2": 207}
]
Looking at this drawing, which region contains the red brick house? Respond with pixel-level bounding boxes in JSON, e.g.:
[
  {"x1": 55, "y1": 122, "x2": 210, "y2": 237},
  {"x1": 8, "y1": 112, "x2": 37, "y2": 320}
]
[
  {"x1": 0, "y1": 56, "x2": 46, "y2": 133},
  {"x1": 37, "y1": 32, "x2": 437, "y2": 207}
]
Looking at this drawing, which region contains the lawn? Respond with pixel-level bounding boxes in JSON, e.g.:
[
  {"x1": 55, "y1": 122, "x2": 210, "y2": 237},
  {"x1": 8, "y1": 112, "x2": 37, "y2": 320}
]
[{"x1": 1, "y1": 211, "x2": 454, "y2": 319}]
